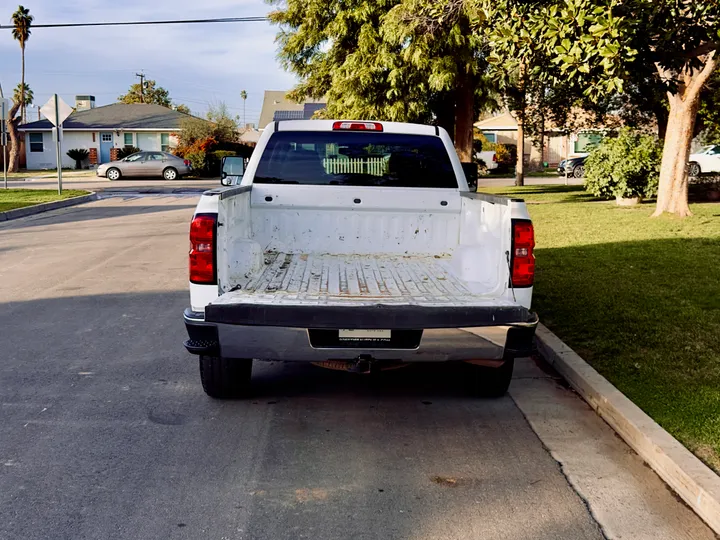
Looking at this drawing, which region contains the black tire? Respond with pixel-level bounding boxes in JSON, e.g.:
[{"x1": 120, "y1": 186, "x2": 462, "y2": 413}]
[
  {"x1": 106, "y1": 167, "x2": 121, "y2": 181},
  {"x1": 199, "y1": 356, "x2": 253, "y2": 399},
  {"x1": 466, "y1": 357, "x2": 514, "y2": 398},
  {"x1": 573, "y1": 164, "x2": 585, "y2": 178},
  {"x1": 689, "y1": 162, "x2": 701, "y2": 177},
  {"x1": 163, "y1": 167, "x2": 178, "y2": 180}
]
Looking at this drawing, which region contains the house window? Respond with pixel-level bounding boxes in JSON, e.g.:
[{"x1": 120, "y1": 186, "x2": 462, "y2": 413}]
[
  {"x1": 161, "y1": 133, "x2": 170, "y2": 152},
  {"x1": 101, "y1": 133, "x2": 113, "y2": 143},
  {"x1": 124, "y1": 133, "x2": 133, "y2": 147},
  {"x1": 29, "y1": 133, "x2": 44, "y2": 153},
  {"x1": 483, "y1": 132, "x2": 497, "y2": 143},
  {"x1": 574, "y1": 132, "x2": 603, "y2": 153}
]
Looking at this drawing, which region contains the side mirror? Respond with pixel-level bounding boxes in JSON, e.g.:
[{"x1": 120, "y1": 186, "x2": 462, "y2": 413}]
[{"x1": 220, "y1": 171, "x2": 231, "y2": 186}]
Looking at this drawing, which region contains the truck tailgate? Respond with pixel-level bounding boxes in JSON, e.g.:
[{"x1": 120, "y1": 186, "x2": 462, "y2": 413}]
[{"x1": 205, "y1": 253, "x2": 532, "y2": 328}]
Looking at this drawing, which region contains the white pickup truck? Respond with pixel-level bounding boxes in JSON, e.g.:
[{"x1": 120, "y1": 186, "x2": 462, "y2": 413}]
[{"x1": 184, "y1": 120, "x2": 538, "y2": 399}]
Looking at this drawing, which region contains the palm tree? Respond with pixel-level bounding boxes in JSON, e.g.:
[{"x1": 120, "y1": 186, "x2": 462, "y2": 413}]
[
  {"x1": 13, "y1": 83, "x2": 33, "y2": 111},
  {"x1": 240, "y1": 90, "x2": 248, "y2": 128},
  {"x1": 12, "y1": 6, "x2": 33, "y2": 124}
]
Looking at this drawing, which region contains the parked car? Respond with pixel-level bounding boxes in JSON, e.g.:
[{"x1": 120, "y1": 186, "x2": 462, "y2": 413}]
[
  {"x1": 183, "y1": 120, "x2": 538, "y2": 399},
  {"x1": 97, "y1": 151, "x2": 191, "y2": 180},
  {"x1": 475, "y1": 150, "x2": 498, "y2": 170},
  {"x1": 688, "y1": 144, "x2": 720, "y2": 176},
  {"x1": 557, "y1": 155, "x2": 588, "y2": 178}
]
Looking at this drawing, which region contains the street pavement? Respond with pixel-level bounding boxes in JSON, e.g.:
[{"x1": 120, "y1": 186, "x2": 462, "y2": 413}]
[{"x1": 0, "y1": 196, "x2": 713, "y2": 540}]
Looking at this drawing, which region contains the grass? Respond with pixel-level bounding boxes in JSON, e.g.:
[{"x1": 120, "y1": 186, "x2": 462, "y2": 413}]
[
  {"x1": 484, "y1": 184, "x2": 720, "y2": 473},
  {"x1": 0, "y1": 189, "x2": 89, "y2": 212}
]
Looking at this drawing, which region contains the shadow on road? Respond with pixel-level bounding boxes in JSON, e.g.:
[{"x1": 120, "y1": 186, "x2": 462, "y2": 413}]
[{"x1": 0, "y1": 198, "x2": 197, "y2": 230}]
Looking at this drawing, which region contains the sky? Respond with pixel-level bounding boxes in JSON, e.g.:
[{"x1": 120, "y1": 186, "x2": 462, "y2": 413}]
[{"x1": 0, "y1": 0, "x2": 296, "y2": 127}]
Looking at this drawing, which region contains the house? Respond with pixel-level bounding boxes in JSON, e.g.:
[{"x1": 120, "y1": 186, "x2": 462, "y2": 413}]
[
  {"x1": 258, "y1": 90, "x2": 326, "y2": 129},
  {"x1": 474, "y1": 111, "x2": 608, "y2": 168},
  {"x1": 18, "y1": 98, "x2": 191, "y2": 170}
]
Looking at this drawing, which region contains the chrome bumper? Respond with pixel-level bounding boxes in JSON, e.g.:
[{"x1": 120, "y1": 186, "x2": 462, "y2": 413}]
[{"x1": 184, "y1": 309, "x2": 538, "y2": 362}]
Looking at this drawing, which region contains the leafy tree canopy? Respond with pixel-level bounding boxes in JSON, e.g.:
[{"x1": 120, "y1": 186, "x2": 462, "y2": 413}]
[{"x1": 118, "y1": 79, "x2": 172, "y2": 107}]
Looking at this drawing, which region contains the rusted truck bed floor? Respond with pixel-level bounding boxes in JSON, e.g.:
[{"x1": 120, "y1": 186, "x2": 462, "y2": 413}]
[{"x1": 213, "y1": 252, "x2": 508, "y2": 308}]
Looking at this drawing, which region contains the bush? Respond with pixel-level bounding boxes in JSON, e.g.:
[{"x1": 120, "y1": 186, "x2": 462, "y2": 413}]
[
  {"x1": 66, "y1": 148, "x2": 89, "y2": 170},
  {"x1": 117, "y1": 146, "x2": 140, "y2": 160},
  {"x1": 495, "y1": 144, "x2": 516, "y2": 173},
  {"x1": 185, "y1": 150, "x2": 207, "y2": 172},
  {"x1": 584, "y1": 128, "x2": 662, "y2": 200}
]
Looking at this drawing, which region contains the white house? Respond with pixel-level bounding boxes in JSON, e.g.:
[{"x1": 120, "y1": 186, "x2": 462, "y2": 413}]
[{"x1": 19, "y1": 99, "x2": 190, "y2": 170}]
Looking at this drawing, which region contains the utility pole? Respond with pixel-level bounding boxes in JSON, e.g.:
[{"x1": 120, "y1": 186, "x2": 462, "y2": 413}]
[{"x1": 135, "y1": 72, "x2": 145, "y2": 103}]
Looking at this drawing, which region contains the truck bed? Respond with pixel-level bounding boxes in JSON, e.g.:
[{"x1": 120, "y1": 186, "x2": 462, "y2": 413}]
[{"x1": 213, "y1": 252, "x2": 503, "y2": 308}]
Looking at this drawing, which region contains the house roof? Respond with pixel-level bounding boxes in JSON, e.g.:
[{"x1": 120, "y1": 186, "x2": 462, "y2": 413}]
[
  {"x1": 259, "y1": 90, "x2": 326, "y2": 129},
  {"x1": 19, "y1": 103, "x2": 192, "y2": 131},
  {"x1": 273, "y1": 110, "x2": 305, "y2": 121}
]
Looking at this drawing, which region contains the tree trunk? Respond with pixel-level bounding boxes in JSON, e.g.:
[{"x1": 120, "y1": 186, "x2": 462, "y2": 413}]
[
  {"x1": 454, "y1": 71, "x2": 474, "y2": 163},
  {"x1": 515, "y1": 117, "x2": 525, "y2": 186},
  {"x1": 7, "y1": 101, "x2": 21, "y2": 173},
  {"x1": 435, "y1": 94, "x2": 456, "y2": 142},
  {"x1": 653, "y1": 94, "x2": 699, "y2": 217},
  {"x1": 20, "y1": 45, "x2": 25, "y2": 125}
]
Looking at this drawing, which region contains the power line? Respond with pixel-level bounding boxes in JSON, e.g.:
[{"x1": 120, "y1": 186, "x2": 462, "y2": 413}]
[{"x1": 0, "y1": 16, "x2": 268, "y2": 30}]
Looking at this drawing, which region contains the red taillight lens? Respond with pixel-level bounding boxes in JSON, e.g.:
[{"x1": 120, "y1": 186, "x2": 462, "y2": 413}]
[
  {"x1": 332, "y1": 121, "x2": 383, "y2": 132},
  {"x1": 189, "y1": 214, "x2": 216, "y2": 284},
  {"x1": 511, "y1": 220, "x2": 535, "y2": 287},
  {"x1": 184, "y1": 159, "x2": 191, "y2": 167},
  {"x1": 493, "y1": 154, "x2": 498, "y2": 162}
]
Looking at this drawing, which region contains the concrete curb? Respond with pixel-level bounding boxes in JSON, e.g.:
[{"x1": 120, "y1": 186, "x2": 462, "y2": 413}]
[
  {"x1": 0, "y1": 192, "x2": 98, "y2": 222},
  {"x1": 535, "y1": 323, "x2": 720, "y2": 534}
]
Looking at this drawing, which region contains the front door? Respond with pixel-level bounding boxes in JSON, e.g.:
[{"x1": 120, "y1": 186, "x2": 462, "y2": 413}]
[{"x1": 100, "y1": 132, "x2": 113, "y2": 163}]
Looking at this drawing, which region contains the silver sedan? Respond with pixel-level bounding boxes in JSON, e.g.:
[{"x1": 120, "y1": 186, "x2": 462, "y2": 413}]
[{"x1": 97, "y1": 151, "x2": 192, "y2": 180}]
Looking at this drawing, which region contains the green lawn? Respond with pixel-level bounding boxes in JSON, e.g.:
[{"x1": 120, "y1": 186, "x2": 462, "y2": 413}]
[
  {"x1": 485, "y1": 184, "x2": 720, "y2": 473},
  {"x1": 0, "y1": 189, "x2": 89, "y2": 212}
]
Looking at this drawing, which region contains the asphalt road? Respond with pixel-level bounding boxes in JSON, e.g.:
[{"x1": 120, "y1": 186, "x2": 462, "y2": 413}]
[{"x1": 0, "y1": 196, "x2": 714, "y2": 540}]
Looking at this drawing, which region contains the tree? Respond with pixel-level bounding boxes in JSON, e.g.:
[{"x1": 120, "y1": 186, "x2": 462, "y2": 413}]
[
  {"x1": 475, "y1": 0, "x2": 720, "y2": 217},
  {"x1": 13, "y1": 83, "x2": 33, "y2": 110},
  {"x1": 7, "y1": 5, "x2": 33, "y2": 172},
  {"x1": 118, "y1": 79, "x2": 172, "y2": 107},
  {"x1": 240, "y1": 90, "x2": 248, "y2": 127},
  {"x1": 173, "y1": 103, "x2": 191, "y2": 115},
  {"x1": 12, "y1": 6, "x2": 32, "y2": 124},
  {"x1": 268, "y1": 0, "x2": 495, "y2": 161}
]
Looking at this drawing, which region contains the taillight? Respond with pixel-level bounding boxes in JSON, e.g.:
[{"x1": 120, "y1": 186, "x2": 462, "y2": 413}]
[
  {"x1": 189, "y1": 214, "x2": 216, "y2": 284},
  {"x1": 184, "y1": 159, "x2": 191, "y2": 167},
  {"x1": 493, "y1": 154, "x2": 497, "y2": 162},
  {"x1": 511, "y1": 220, "x2": 535, "y2": 287},
  {"x1": 332, "y1": 121, "x2": 383, "y2": 132}
]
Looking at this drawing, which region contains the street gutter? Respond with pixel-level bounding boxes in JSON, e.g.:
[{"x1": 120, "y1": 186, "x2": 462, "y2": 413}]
[{"x1": 535, "y1": 323, "x2": 720, "y2": 534}]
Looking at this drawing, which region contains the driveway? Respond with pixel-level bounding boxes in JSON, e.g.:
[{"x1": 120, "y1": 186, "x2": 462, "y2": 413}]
[{"x1": 0, "y1": 196, "x2": 713, "y2": 540}]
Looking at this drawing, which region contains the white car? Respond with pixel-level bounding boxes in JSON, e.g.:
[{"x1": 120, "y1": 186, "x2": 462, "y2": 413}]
[
  {"x1": 688, "y1": 145, "x2": 720, "y2": 176},
  {"x1": 183, "y1": 120, "x2": 538, "y2": 399}
]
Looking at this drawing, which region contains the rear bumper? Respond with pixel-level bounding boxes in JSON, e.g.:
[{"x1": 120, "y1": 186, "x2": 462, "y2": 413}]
[{"x1": 183, "y1": 308, "x2": 538, "y2": 362}]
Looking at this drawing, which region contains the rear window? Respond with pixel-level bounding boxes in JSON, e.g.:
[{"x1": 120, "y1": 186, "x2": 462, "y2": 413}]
[{"x1": 254, "y1": 131, "x2": 458, "y2": 188}]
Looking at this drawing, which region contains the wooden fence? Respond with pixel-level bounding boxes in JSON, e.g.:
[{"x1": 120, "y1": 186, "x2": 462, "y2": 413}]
[{"x1": 323, "y1": 156, "x2": 388, "y2": 176}]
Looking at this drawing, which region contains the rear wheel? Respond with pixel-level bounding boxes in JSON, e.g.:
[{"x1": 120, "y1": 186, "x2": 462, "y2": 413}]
[
  {"x1": 466, "y1": 356, "x2": 514, "y2": 398},
  {"x1": 163, "y1": 167, "x2": 178, "y2": 180},
  {"x1": 106, "y1": 167, "x2": 121, "y2": 181},
  {"x1": 689, "y1": 162, "x2": 701, "y2": 177},
  {"x1": 199, "y1": 356, "x2": 253, "y2": 399},
  {"x1": 573, "y1": 164, "x2": 585, "y2": 178}
]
